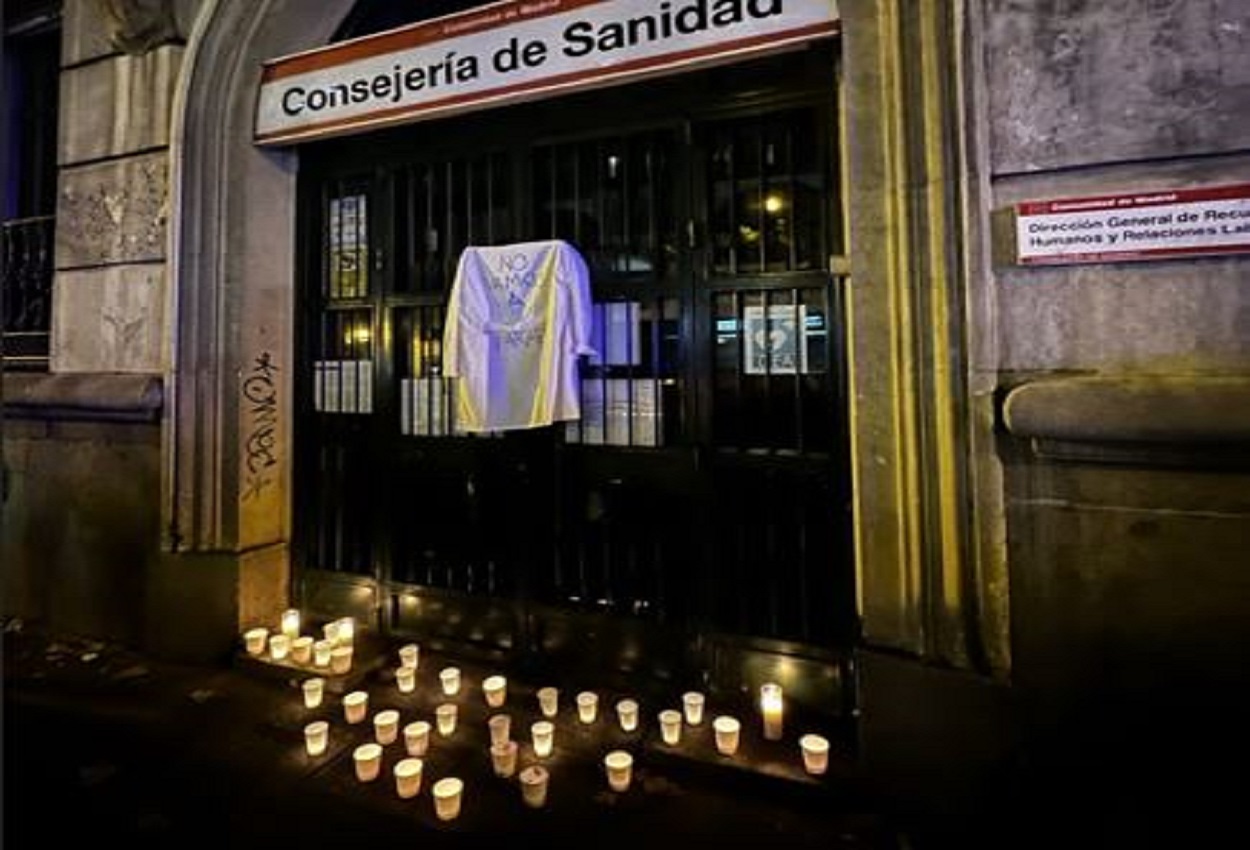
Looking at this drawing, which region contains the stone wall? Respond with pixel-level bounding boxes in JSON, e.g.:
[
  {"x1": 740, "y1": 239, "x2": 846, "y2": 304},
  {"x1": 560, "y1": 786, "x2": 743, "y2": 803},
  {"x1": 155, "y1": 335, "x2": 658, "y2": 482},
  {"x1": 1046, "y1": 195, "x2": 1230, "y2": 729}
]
[
  {"x1": 52, "y1": 0, "x2": 185, "y2": 372},
  {"x1": 984, "y1": 0, "x2": 1250, "y2": 835},
  {"x1": 1, "y1": 1, "x2": 195, "y2": 647},
  {"x1": 1, "y1": 375, "x2": 163, "y2": 645}
]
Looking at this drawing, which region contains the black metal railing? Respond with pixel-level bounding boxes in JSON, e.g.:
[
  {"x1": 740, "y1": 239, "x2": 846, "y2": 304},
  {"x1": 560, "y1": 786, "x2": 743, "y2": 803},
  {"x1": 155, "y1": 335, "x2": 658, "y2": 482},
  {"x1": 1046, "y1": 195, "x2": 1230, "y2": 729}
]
[{"x1": 1, "y1": 215, "x2": 54, "y2": 370}]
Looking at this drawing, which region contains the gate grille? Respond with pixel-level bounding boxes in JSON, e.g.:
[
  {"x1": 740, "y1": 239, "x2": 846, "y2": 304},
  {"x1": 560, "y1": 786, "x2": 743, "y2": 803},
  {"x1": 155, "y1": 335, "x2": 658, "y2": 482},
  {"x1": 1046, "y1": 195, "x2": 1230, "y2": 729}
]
[{"x1": 296, "y1": 87, "x2": 852, "y2": 678}]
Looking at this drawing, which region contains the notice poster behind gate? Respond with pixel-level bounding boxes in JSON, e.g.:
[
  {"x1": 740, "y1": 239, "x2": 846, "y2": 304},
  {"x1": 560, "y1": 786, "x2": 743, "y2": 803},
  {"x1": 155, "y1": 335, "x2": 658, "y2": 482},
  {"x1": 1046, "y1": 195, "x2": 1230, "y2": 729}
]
[{"x1": 256, "y1": 0, "x2": 840, "y2": 145}]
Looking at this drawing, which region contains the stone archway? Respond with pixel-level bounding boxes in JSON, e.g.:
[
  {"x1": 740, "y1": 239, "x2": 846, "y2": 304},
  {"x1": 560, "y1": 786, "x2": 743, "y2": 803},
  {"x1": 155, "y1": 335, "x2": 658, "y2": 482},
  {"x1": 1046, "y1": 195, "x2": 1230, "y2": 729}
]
[{"x1": 155, "y1": 0, "x2": 356, "y2": 658}]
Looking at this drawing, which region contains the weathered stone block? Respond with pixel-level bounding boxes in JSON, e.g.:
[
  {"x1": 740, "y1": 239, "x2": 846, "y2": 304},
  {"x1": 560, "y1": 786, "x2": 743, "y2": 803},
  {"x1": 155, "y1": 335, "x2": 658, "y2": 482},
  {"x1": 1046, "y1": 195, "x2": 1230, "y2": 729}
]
[
  {"x1": 996, "y1": 261, "x2": 1250, "y2": 372},
  {"x1": 52, "y1": 263, "x2": 166, "y2": 372},
  {"x1": 0, "y1": 420, "x2": 161, "y2": 648},
  {"x1": 56, "y1": 152, "x2": 168, "y2": 268},
  {"x1": 986, "y1": 0, "x2": 1250, "y2": 173},
  {"x1": 59, "y1": 44, "x2": 184, "y2": 165},
  {"x1": 62, "y1": 0, "x2": 119, "y2": 67}
]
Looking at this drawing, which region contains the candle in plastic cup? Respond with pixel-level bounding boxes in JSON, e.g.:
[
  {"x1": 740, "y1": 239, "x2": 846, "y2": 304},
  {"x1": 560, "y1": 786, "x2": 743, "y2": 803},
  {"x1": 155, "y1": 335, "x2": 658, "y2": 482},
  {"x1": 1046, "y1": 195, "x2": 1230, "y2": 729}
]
[
  {"x1": 393, "y1": 757, "x2": 423, "y2": 799},
  {"x1": 439, "y1": 667, "x2": 461, "y2": 697},
  {"x1": 313, "y1": 639, "x2": 333, "y2": 668},
  {"x1": 713, "y1": 715, "x2": 741, "y2": 756},
  {"x1": 682, "y1": 691, "x2": 705, "y2": 726},
  {"x1": 302, "y1": 677, "x2": 325, "y2": 709},
  {"x1": 290, "y1": 636, "x2": 314, "y2": 665},
  {"x1": 531, "y1": 720, "x2": 554, "y2": 758},
  {"x1": 799, "y1": 733, "x2": 830, "y2": 775},
  {"x1": 519, "y1": 765, "x2": 549, "y2": 808},
  {"x1": 396, "y1": 665, "x2": 416, "y2": 694},
  {"x1": 353, "y1": 742, "x2": 383, "y2": 782},
  {"x1": 335, "y1": 617, "x2": 355, "y2": 646},
  {"x1": 304, "y1": 720, "x2": 329, "y2": 756},
  {"x1": 398, "y1": 643, "x2": 419, "y2": 670},
  {"x1": 603, "y1": 750, "x2": 633, "y2": 792},
  {"x1": 243, "y1": 627, "x2": 268, "y2": 656},
  {"x1": 537, "y1": 686, "x2": 559, "y2": 718},
  {"x1": 280, "y1": 608, "x2": 300, "y2": 638},
  {"x1": 322, "y1": 621, "x2": 340, "y2": 645},
  {"x1": 403, "y1": 720, "x2": 431, "y2": 757},
  {"x1": 576, "y1": 691, "x2": 598, "y2": 724},
  {"x1": 760, "y1": 683, "x2": 784, "y2": 741},
  {"x1": 616, "y1": 698, "x2": 639, "y2": 732},
  {"x1": 343, "y1": 690, "x2": 368, "y2": 724},
  {"x1": 432, "y1": 777, "x2": 464, "y2": 821},
  {"x1": 490, "y1": 740, "x2": 518, "y2": 778},
  {"x1": 435, "y1": 703, "x2": 458, "y2": 737},
  {"x1": 482, "y1": 675, "x2": 507, "y2": 708},
  {"x1": 330, "y1": 645, "x2": 353, "y2": 675},
  {"x1": 374, "y1": 709, "x2": 400, "y2": 745},
  {"x1": 488, "y1": 713, "x2": 511, "y2": 748},
  {"x1": 658, "y1": 710, "x2": 682, "y2": 745},
  {"x1": 268, "y1": 633, "x2": 291, "y2": 662}
]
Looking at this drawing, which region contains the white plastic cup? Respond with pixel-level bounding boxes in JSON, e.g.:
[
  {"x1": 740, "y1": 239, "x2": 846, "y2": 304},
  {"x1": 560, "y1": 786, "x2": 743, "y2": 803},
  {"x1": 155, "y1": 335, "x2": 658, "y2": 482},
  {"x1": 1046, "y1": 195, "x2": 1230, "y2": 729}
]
[
  {"x1": 353, "y1": 742, "x2": 383, "y2": 782},
  {"x1": 603, "y1": 750, "x2": 633, "y2": 792},
  {"x1": 396, "y1": 665, "x2": 416, "y2": 694},
  {"x1": 243, "y1": 627, "x2": 268, "y2": 656},
  {"x1": 682, "y1": 691, "x2": 705, "y2": 726},
  {"x1": 398, "y1": 643, "x2": 420, "y2": 670},
  {"x1": 304, "y1": 720, "x2": 329, "y2": 756},
  {"x1": 713, "y1": 715, "x2": 741, "y2": 756},
  {"x1": 800, "y1": 733, "x2": 830, "y2": 775},
  {"x1": 394, "y1": 757, "x2": 424, "y2": 799},
  {"x1": 334, "y1": 616, "x2": 355, "y2": 646},
  {"x1": 537, "y1": 686, "x2": 559, "y2": 718},
  {"x1": 330, "y1": 645, "x2": 353, "y2": 675},
  {"x1": 519, "y1": 765, "x2": 549, "y2": 808},
  {"x1": 576, "y1": 691, "x2": 598, "y2": 724},
  {"x1": 531, "y1": 720, "x2": 554, "y2": 758},
  {"x1": 280, "y1": 608, "x2": 301, "y2": 638},
  {"x1": 490, "y1": 740, "x2": 519, "y2": 778},
  {"x1": 322, "y1": 621, "x2": 341, "y2": 645},
  {"x1": 374, "y1": 709, "x2": 400, "y2": 745},
  {"x1": 439, "y1": 667, "x2": 461, "y2": 696},
  {"x1": 488, "y1": 713, "x2": 511, "y2": 748},
  {"x1": 435, "y1": 703, "x2": 457, "y2": 737},
  {"x1": 301, "y1": 677, "x2": 325, "y2": 709},
  {"x1": 268, "y1": 633, "x2": 291, "y2": 661},
  {"x1": 658, "y1": 709, "x2": 682, "y2": 745},
  {"x1": 312, "y1": 639, "x2": 333, "y2": 668},
  {"x1": 432, "y1": 777, "x2": 464, "y2": 821},
  {"x1": 291, "y1": 636, "x2": 314, "y2": 665},
  {"x1": 482, "y1": 675, "x2": 507, "y2": 708},
  {"x1": 343, "y1": 690, "x2": 368, "y2": 724},
  {"x1": 616, "y1": 698, "x2": 639, "y2": 732},
  {"x1": 403, "y1": 720, "x2": 431, "y2": 757}
]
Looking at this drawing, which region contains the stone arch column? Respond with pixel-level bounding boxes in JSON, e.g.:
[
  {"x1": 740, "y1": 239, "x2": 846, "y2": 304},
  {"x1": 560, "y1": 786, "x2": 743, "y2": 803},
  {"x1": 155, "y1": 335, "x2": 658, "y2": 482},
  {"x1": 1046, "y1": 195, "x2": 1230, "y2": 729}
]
[{"x1": 155, "y1": 0, "x2": 355, "y2": 657}]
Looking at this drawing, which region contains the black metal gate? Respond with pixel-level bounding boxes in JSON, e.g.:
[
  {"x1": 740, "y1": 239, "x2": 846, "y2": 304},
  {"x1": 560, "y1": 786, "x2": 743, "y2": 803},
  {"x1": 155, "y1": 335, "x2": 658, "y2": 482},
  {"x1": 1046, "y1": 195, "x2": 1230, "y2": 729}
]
[{"x1": 294, "y1": 46, "x2": 855, "y2": 716}]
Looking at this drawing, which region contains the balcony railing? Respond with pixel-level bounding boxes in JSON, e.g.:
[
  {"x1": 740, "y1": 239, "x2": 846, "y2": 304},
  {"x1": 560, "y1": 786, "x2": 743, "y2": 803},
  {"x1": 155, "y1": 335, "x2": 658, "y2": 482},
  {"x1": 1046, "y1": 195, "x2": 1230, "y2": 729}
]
[{"x1": 1, "y1": 215, "x2": 54, "y2": 370}]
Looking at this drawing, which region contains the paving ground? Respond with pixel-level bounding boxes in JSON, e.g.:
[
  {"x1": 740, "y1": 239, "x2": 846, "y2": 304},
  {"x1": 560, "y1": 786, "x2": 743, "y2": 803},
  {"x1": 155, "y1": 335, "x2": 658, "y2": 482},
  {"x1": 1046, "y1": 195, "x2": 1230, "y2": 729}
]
[{"x1": 1, "y1": 619, "x2": 917, "y2": 850}]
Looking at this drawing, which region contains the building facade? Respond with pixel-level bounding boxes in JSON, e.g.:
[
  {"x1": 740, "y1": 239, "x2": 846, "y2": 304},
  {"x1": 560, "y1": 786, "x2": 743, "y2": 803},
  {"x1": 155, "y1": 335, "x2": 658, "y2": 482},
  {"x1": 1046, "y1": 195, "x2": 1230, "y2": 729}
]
[{"x1": 4, "y1": 0, "x2": 1249, "y2": 839}]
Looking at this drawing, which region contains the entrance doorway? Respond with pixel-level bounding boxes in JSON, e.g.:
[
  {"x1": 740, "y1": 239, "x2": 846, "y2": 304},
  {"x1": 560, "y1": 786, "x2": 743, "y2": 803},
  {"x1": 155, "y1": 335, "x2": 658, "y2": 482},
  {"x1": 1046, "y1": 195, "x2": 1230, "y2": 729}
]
[{"x1": 293, "y1": 44, "x2": 854, "y2": 719}]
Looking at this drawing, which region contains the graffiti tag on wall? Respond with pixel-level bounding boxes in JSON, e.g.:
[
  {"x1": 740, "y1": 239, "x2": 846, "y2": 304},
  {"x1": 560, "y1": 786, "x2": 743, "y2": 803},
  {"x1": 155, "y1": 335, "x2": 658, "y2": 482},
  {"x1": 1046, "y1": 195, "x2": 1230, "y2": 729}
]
[{"x1": 242, "y1": 352, "x2": 279, "y2": 501}]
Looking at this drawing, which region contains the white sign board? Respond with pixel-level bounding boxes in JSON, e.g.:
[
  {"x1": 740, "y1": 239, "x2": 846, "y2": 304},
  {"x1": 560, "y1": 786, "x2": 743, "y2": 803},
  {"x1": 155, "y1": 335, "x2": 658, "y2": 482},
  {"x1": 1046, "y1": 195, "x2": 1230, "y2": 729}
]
[
  {"x1": 1015, "y1": 184, "x2": 1250, "y2": 266},
  {"x1": 255, "y1": 0, "x2": 839, "y2": 146}
]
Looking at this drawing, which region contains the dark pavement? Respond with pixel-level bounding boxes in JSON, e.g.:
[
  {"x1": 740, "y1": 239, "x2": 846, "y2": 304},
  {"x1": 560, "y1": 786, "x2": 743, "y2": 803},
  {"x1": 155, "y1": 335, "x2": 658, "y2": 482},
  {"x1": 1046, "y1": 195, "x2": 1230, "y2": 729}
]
[{"x1": 1, "y1": 619, "x2": 917, "y2": 849}]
